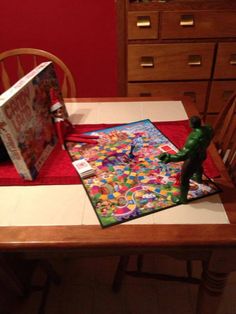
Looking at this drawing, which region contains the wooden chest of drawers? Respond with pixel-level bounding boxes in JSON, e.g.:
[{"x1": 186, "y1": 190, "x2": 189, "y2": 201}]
[{"x1": 116, "y1": 0, "x2": 236, "y2": 122}]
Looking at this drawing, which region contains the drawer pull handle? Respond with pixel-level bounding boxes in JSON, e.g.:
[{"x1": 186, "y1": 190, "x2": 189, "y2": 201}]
[
  {"x1": 140, "y1": 56, "x2": 154, "y2": 68},
  {"x1": 140, "y1": 92, "x2": 152, "y2": 97},
  {"x1": 137, "y1": 16, "x2": 151, "y2": 28},
  {"x1": 183, "y1": 92, "x2": 196, "y2": 102},
  {"x1": 180, "y1": 15, "x2": 195, "y2": 27},
  {"x1": 229, "y1": 54, "x2": 236, "y2": 65},
  {"x1": 188, "y1": 55, "x2": 202, "y2": 66}
]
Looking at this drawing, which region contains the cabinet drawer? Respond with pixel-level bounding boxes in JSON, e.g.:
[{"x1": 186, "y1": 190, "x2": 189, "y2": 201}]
[
  {"x1": 128, "y1": 81, "x2": 208, "y2": 112},
  {"x1": 208, "y1": 81, "x2": 236, "y2": 112},
  {"x1": 161, "y1": 11, "x2": 236, "y2": 39},
  {"x1": 128, "y1": 43, "x2": 215, "y2": 81},
  {"x1": 128, "y1": 12, "x2": 159, "y2": 40},
  {"x1": 214, "y1": 43, "x2": 236, "y2": 79}
]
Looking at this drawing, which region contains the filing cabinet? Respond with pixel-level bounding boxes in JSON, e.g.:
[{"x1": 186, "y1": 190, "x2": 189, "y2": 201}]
[{"x1": 116, "y1": 0, "x2": 236, "y2": 121}]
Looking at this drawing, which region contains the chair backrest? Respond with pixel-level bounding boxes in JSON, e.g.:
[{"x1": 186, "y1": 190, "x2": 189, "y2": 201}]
[
  {"x1": 213, "y1": 92, "x2": 236, "y2": 185},
  {"x1": 0, "y1": 48, "x2": 77, "y2": 97}
]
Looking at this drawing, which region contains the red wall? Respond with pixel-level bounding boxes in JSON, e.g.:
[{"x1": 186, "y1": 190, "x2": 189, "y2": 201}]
[{"x1": 0, "y1": 0, "x2": 118, "y2": 97}]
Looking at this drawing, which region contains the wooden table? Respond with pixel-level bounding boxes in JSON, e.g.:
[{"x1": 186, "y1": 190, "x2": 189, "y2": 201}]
[{"x1": 0, "y1": 97, "x2": 236, "y2": 314}]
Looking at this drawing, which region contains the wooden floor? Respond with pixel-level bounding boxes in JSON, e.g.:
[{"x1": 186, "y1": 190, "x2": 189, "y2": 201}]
[{"x1": 1, "y1": 254, "x2": 236, "y2": 314}]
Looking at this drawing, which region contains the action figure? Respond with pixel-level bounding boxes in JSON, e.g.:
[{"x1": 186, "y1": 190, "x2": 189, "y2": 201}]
[
  {"x1": 158, "y1": 116, "x2": 213, "y2": 204},
  {"x1": 129, "y1": 133, "x2": 144, "y2": 159},
  {"x1": 49, "y1": 88, "x2": 98, "y2": 149}
]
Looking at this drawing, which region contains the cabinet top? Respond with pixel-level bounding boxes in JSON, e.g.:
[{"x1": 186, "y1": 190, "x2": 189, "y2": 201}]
[{"x1": 128, "y1": 0, "x2": 236, "y2": 11}]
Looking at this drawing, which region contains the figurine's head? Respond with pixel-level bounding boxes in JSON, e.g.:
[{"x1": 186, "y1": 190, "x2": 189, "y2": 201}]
[
  {"x1": 52, "y1": 106, "x2": 65, "y2": 119},
  {"x1": 50, "y1": 87, "x2": 63, "y2": 113},
  {"x1": 190, "y1": 116, "x2": 201, "y2": 129}
]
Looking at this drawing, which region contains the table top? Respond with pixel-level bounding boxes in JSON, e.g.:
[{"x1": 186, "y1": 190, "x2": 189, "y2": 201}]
[{"x1": 0, "y1": 97, "x2": 235, "y2": 252}]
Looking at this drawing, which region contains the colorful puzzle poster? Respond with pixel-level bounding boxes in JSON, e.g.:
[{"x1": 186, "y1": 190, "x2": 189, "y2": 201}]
[{"x1": 66, "y1": 119, "x2": 220, "y2": 228}]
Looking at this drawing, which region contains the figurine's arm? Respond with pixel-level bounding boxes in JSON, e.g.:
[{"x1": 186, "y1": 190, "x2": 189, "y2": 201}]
[
  {"x1": 63, "y1": 118, "x2": 74, "y2": 134},
  {"x1": 159, "y1": 147, "x2": 190, "y2": 163},
  {"x1": 159, "y1": 132, "x2": 201, "y2": 163}
]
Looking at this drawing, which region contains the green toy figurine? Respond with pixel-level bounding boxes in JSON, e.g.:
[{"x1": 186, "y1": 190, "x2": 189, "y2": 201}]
[{"x1": 158, "y1": 116, "x2": 213, "y2": 204}]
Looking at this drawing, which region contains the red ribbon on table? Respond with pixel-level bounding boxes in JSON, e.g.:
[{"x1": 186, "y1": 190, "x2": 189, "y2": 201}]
[{"x1": 0, "y1": 121, "x2": 220, "y2": 186}]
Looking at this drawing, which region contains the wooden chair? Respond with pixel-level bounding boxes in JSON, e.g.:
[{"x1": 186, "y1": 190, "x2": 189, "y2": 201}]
[
  {"x1": 0, "y1": 48, "x2": 77, "y2": 97},
  {"x1": 0, "y1": 49, "x2": 71, "y2": 313},
  {"x1": 213, "y1": 92, "x2": 236, "y2": 186},
  {"x1": 0, "y1": 253, "x2": 61, "y2": 314},
  {"x1": 112, "y1": 254, "x2": 201, "y2": 293}
]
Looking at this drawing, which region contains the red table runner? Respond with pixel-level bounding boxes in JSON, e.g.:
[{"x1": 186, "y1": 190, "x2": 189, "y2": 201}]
[{"x1": 0, "y1": 120, "x2": 220, "y2": 186}]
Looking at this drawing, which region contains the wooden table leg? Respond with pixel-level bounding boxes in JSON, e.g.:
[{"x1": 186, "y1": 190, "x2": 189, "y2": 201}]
[
  {"x1": 196, "y1": 248, "x2": 236, "y2": 314},
  {"x1": 196, "y1": 268, "x2": 228, "y2": 314}
]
